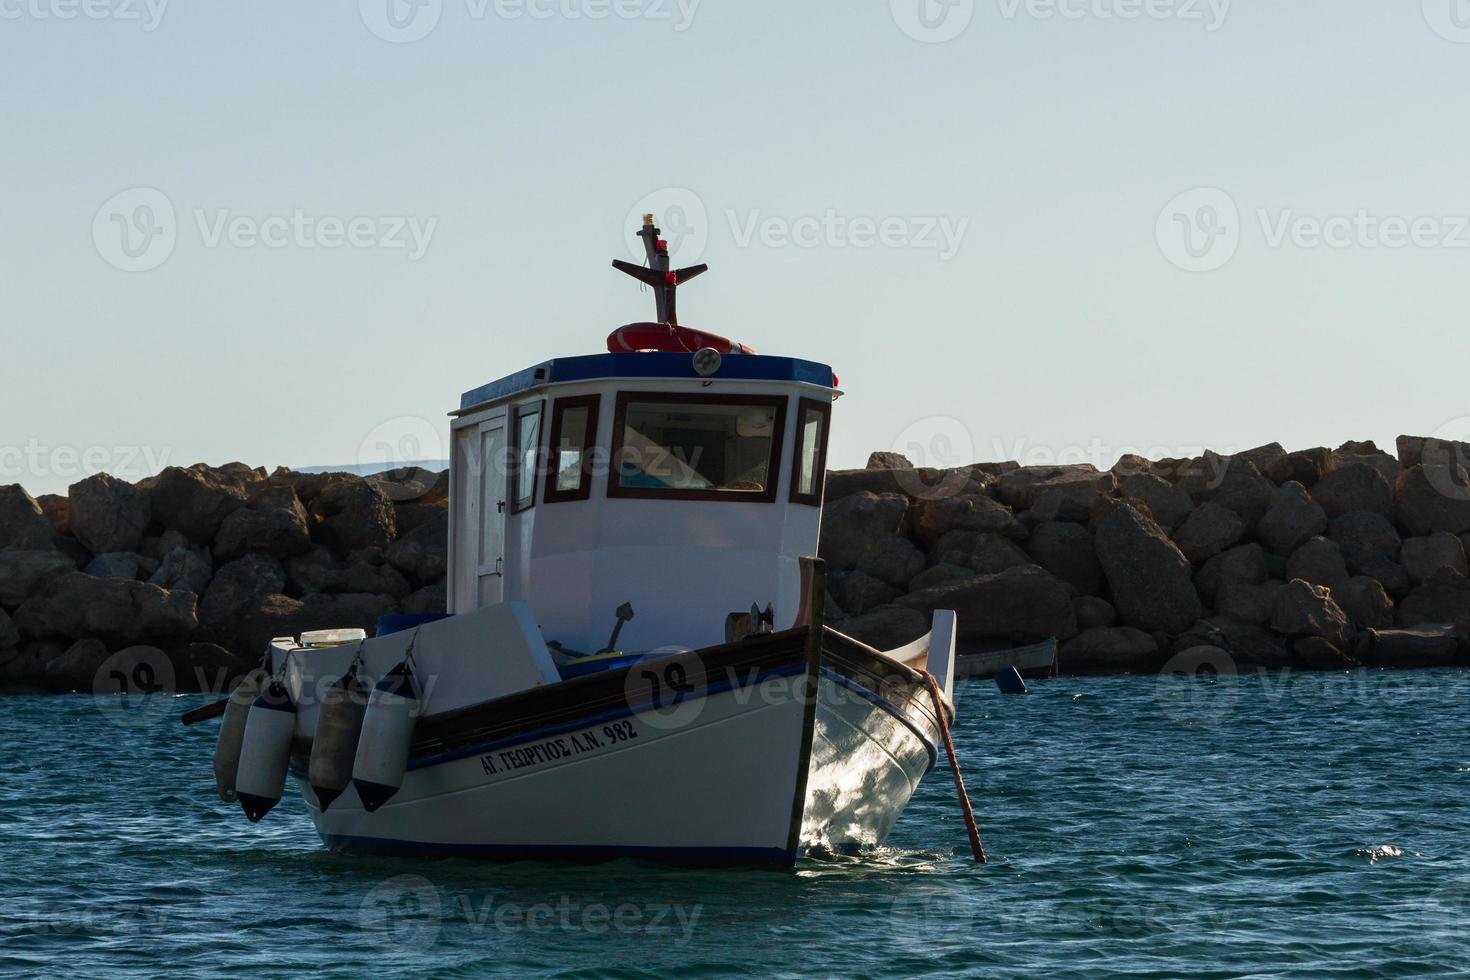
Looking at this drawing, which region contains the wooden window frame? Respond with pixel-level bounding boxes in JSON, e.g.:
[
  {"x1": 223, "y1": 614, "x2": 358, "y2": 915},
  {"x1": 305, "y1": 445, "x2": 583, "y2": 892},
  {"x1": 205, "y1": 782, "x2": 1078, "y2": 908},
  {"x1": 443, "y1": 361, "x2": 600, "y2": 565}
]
[
  {"x1": 508, "y1": 401, "x2": 543, "y2": 515},
  {"x1": 607, "y1": 391, "x2": 788, "y2": 504},
  {"x1": 543, "y1": 394, "x2": 602, "y2": 504},
  {"x1": 789, "y1": 397, "x2": 832, "y2": 506}
]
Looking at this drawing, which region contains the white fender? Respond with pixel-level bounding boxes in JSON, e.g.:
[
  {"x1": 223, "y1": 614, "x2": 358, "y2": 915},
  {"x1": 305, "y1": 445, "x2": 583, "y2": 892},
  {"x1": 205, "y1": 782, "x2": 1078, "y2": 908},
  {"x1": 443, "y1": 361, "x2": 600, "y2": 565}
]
[
  {"x1": 236, "y1": 680, "x2": 297, "y2": 823},
  {"x1": 309, "y1": 668, "x2": 370, "y2": 813},
  {"x1": 352, "y1": 663, "x2": 420, "y2": 813},
  {"x1": 213, "y1": 667, "x2": 269, "y2": 803}
]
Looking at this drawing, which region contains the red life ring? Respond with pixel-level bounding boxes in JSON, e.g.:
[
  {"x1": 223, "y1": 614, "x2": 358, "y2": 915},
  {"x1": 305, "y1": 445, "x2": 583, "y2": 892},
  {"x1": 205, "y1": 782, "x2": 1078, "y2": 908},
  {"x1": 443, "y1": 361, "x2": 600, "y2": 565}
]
[{"x1": 606, "y1": 322, "x2": 757, "y2": 356}]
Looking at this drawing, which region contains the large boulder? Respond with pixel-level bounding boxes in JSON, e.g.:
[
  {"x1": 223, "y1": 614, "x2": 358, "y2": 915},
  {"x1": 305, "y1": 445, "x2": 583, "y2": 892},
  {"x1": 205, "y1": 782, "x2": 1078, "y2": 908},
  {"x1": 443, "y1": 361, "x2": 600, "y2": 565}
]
[
  {"x1": 199, "y1": 555, "x2": 286, "y2": 632},
  {"x1": 1337, "y1": 576, "x2": 1395, "y2": 630},
  {"x1": 1024, "y1": 522, "x2": 1103, "y2": 595},
  {"x1": 67, "y1": 474, "x2": 151, "y2": 556},
  {"x1": 0, "y1": 608, "x2": 18, "y2": 650},
  {"x1": 854, "y1": 536, "x2": 926, "y2": 590},
  {"x1": 1195, "y1": 543, "x2": 1269, "y2": 603},
  {"x1": 1400, "y1": 531, "x2": 1468, "y2": 587},
  {"x1": 1326, "y1": 440, "x2": 1401, "y2": 484},
  {"x1": 36, "y1": 494, "x2": 70, "y2": 536},
  {"x1": 1264, "y1": 448, "x2": 1329, "y2": 489},
  {"x1": 824, "y1": 467, "x2": 991, "y2": 503},
  {"x1": 213, "y1": 485, "x2": 312, "y2": 561},
  {"x1": 1358, "y1": 626, "x2": 1460, "y2": 669},
  {"x1": 1285, "y1": 537, "x2": 1350, "y2": 594},
  {"x1": 42, "y1": 638, "x2": 110, "y2": 692},
  {"x1": 866, "y1": 451, "x2": 913, "y2": 470},
  {"x1": 1329, "y1": 511, "x2": 1409, "y2": 596},
  {"x1": 1180, "y1": 453, "x2": 1274, "y2": 528},
  {"x1": 1118, "y1": 473, "x2": 1194, "y2": 531},
  {"x1": 144, "y1": 466, "x2": 249, "y2": 543},
  {"x1": 1310, "y1": 462, "x2": 1393, "y2": 520},
  {"x1": 1397, "y1": 434, "x2": 1470, "y2": 471},
  {"x1": 1215, "y1": 579, "x2": 1285, "y2": 627},
  {"x1": 1395, "y1": 465, "x2": 1470, "y2": 537},
  {"x1": 833, "y1": 605, "x2": 929, "y2": 651},
  {"x1": 148, "y1": 546, "x2": 214, "y2": 596},
  {"x1": 907, "y1": 563, "x2": 977, "y2": 593},
  {"x1": 996, "y1": 465, "x2": 1116, "y2": 511},
  {"x1": 1269, "y1": 579, "x2": 1352, "y2": 646},
  {"x1": 898, "y1": 565, "x2": 1078, "y2": 643},
  {"x1": 819, "y1": 492, "x2": 909, "y2": 570},
  {"x1": 1173, "y1": 502, "x2": 1246, "y2": 564},
  {"x1": 1396, "y1": 567, "x2": 1470, "y2": 632},
  {"x1": 308, "y1": 477, "x2": 397, "y2": 554},
  {"x1": 1293, "y1": 636, "x2": 1356, "y2": 671},
  {"x1": 965, "y1": 533, "x2": 1037, "y2": 576},
  {"x1": 383, "y1": 510, "x2": 449, "y2": 584},
  {"x1": 1073, "y1": 596, "x2": 1117, "y2": 630},
  {"x1": 0, "y1": 550, "x2": 77, "y2": 606},
  {"x1": 13, "y1": 572, "x2": 197, "y2": 644},
  {"x1": 85, "y1": 552, "x2": 155, "y2": 581},
  {"x1": 1094, "y1": 505, "x2": 1201, "y2": 635},
  {"x1": 1256, "y1": 482, "x2": 1328, "y2": 556},
  {"x1": 1060, "y1": 627, "x2": 1159, "y2": 672},
  {"x1": 828, "y1": 570, "x2": 900, "y2": 616},
  {"x1": 908, "y1": 494, "x2": 1024, "y2": 548},
  {"x1": 401, "y1": 583, "x2": 447, "y2": 617},
  {"x1": 1173, "y1": 617, "x2": 1292, "y2": 669},
  {"x1": 0, "y1": 485, "x2": 55, "y2": 551}
]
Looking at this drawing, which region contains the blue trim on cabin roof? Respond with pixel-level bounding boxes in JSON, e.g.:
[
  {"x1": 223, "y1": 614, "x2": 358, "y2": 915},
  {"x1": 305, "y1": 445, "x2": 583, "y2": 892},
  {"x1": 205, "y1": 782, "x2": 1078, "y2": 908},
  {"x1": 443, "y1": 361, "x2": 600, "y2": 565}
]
[{"x1": 459, "y1": 352, "x2": 835, "y2": 411}]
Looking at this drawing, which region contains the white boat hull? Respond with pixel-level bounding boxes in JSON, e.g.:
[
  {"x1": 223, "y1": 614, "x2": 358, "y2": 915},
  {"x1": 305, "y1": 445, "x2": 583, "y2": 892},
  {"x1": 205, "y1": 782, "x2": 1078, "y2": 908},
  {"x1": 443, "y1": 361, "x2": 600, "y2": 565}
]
[{"x1": 285, "y1": 627, "x2": 950, "y2": 868}]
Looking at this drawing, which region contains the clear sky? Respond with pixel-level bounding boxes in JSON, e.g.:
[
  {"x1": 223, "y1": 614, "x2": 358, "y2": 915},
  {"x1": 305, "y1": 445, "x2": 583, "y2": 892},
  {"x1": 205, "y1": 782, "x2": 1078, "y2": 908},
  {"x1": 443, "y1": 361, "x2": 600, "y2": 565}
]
[{"x1": 4, "y1": 1, "x2": 1469, "y2": 495}]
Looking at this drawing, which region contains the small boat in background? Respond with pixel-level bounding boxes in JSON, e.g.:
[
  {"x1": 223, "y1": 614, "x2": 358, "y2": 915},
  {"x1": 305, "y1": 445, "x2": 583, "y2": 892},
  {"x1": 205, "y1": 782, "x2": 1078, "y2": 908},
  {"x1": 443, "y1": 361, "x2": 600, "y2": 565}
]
[{"x1": 955, "y1": 638, "x2": 1057, "y2": 681}]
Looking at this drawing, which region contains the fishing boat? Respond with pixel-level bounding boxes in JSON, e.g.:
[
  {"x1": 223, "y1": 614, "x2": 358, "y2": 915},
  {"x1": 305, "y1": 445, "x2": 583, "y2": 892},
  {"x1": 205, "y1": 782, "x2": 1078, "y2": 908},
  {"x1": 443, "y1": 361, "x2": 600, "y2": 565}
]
[
  {"x1": 198, "y1": 215, "x2": 966, "y2": 869},
  {"x1": 955, "y1": 638, "x2": 1058, "y2": 681}
]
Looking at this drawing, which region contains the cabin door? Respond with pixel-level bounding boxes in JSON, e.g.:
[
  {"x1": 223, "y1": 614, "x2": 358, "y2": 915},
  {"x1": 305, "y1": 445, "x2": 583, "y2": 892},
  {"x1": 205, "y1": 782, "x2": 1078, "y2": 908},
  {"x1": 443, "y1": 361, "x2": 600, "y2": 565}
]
[{"x1": 451, "y1": 417, "x2": 507, "y2": 613}]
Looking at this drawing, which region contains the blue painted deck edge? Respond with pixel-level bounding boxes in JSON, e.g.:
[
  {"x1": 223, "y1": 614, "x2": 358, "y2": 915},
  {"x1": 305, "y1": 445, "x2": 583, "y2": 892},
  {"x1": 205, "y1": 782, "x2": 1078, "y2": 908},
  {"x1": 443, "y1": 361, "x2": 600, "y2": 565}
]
[{"x1": 459, "y1": 352, "x2": 836, "y2": 411}]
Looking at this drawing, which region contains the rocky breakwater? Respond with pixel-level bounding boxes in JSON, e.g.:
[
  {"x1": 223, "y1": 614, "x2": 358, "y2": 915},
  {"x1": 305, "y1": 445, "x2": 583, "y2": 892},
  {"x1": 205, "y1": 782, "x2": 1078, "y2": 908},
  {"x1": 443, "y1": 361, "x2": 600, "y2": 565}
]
[
  {"x1": 0, "y1": 464, "x2": 448, "y2": 693},
  {"x1": 820, "y1": 437, "x2": 1470, "y2": 674}
]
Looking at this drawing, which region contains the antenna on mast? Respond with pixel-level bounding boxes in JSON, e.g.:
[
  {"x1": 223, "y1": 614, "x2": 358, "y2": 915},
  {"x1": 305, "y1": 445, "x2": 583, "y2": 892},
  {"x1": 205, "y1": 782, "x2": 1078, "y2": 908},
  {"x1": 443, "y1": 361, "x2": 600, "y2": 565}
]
[{"x1": 611, "y1": 214, "x2": 708, "y2": 326}]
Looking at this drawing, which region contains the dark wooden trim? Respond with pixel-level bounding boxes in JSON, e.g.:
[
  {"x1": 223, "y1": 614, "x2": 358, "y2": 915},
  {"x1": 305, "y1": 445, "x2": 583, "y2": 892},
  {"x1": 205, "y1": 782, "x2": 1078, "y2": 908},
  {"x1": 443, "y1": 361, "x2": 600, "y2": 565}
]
[
  {"x1": 409, "y1": 627, "x2": 811, "y2": 764},
  {"x1": 785, "y1": 558, "x2": 824, "y2": 856},
  {"x1": 542, "y1": 394, "x2": 601, "y2": 504},
  {"x1": 789, "y1": 397, "x2": 832, "y2": 506},
  {"x1": 508, "y1": 402, "x2": 543, "y2": 515},
  {"x1": 606, "y1": 391, "x2": 788, "y2": 503}
]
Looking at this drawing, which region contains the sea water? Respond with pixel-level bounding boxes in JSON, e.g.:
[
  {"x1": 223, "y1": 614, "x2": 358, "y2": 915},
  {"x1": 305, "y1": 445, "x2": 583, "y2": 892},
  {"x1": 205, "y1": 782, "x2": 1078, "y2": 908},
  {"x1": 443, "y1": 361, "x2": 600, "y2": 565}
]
[{"x1": 2, "y1": 669, "x2": 1468, "y2": 978}]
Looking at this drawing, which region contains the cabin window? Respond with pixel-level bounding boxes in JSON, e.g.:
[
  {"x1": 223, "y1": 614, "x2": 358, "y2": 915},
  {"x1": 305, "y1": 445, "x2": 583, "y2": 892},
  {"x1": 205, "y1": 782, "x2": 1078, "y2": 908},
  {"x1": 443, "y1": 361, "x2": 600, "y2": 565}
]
[
  {"x1": 608, "y1": 393, "x2": 787, "y2": 503},
  {"x1": 509, "y1": 403, "x2": 542, "y2": 514},
  {"x1": 790, "y1": 398, "x2": 831, "y2": 506},
  {"x1": 544, "y1": 395, "x2": 601, "y2": 503}
]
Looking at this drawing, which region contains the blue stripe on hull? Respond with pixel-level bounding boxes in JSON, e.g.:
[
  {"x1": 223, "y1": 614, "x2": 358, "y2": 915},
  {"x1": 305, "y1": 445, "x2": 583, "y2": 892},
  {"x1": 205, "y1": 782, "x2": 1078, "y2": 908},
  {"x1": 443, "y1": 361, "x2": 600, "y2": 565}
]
[{"x1": 322, "y1": 835, "x2": 796, "y2": 869}]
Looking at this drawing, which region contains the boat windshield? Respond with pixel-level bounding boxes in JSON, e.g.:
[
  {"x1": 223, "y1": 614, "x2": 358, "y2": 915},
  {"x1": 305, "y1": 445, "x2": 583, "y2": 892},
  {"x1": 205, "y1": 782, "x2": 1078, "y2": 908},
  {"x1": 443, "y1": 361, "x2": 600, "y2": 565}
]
[{"x1": 610, "y1": 394, "x2": 786, "y2": 501}]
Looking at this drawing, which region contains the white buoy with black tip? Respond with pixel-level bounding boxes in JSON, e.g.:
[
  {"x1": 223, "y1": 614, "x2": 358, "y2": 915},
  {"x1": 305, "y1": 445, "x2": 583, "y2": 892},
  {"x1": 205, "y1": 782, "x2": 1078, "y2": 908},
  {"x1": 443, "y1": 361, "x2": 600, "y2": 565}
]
[
  {"x1": 352, "y1": 661, "x2": 421, "y2": 813},
  {"x1": 236, "y1": 679, "x2": 298, "y2": 823},
  {"x1": 309, "y1": 663, "x2": 370, "y2": 813},
  {"x1": 214, "y1": 667, "x2": 270, "y2": 803}
]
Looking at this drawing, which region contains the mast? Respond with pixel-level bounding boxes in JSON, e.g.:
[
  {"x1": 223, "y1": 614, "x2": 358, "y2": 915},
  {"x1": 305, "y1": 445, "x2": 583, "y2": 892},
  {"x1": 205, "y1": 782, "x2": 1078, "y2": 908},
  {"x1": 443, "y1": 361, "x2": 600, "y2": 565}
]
[{"x1": 611, "y1": 214, "x2": 708, "y2": 326}]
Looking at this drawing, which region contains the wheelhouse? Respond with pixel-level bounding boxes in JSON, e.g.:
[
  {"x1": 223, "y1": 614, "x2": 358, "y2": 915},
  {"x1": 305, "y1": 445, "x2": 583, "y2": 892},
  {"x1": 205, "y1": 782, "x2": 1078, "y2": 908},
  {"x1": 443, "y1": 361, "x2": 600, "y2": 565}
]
[{"x1": 448, "y1": 351, "x2": 838, "y2": 656}]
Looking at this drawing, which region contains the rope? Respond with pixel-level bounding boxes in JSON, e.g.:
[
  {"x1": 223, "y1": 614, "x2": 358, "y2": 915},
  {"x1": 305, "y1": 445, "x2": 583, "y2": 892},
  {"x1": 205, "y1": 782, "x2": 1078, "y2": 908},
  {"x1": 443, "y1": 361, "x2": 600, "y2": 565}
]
[{"x1": 923, "y1": 670, "x2": 987, "y2": 864}]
